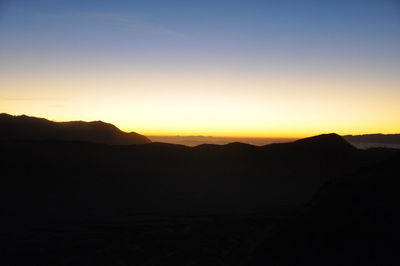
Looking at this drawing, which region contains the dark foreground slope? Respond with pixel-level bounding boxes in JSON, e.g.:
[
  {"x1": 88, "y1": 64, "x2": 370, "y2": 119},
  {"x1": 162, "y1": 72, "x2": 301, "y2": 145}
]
[
  {"x1": 250, "y1": 153, "x2": 400, "y2": 266},
  {"x1": 0, "y1": 134, "x2": 398, "y2": 265},
  {"x1": 0, "y1": 113, "x2": 151, "y2": 144}
]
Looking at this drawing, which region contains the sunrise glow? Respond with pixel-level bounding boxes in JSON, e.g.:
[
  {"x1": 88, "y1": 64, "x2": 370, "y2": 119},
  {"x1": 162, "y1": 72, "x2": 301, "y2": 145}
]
[{"x1": 1, "y1": 0, "x2": 399, "y2": 138}]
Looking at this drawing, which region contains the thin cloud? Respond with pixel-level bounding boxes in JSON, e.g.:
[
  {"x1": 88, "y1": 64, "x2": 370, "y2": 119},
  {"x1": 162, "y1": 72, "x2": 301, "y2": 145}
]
[{"x1": 38, "y1": 11, "x2": 182, "y2": 37}]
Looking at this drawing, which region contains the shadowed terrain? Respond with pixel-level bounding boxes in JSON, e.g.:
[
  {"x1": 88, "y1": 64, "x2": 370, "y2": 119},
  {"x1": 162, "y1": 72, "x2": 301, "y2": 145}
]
[
  {"x1": 250, "y1": 153, "x2": 400, "y2": 266},
  {"x1": 0, "y1": 116, "x2": 399, "y2": 265}
]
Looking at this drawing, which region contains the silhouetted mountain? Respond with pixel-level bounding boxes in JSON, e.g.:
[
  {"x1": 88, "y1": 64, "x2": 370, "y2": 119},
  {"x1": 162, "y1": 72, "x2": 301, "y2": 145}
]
[
  {"x1": 148, "y1": 135, "x2": 296, "y2": 146},
  {"x1": 293, "y1": 133, "x2": 355, "y2": 150},
  {"x1": 344, "y1": 133, "x2": 400, "y2": 149},
  {"x1": 0, "y1": 113, "x2": 151, "y2": 144},
  {"x1": 0, "y1": 132, "x2": 398, "y2": 265}
]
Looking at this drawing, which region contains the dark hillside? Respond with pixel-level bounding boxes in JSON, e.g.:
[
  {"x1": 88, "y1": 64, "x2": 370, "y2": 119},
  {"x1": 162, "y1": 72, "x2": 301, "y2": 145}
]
[{"x1": 250, "y1": 152, "x2": 400, "y2": 266}]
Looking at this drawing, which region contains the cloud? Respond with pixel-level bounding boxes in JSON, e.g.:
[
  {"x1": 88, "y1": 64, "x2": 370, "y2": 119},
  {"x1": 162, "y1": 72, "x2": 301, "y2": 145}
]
[{"x1": 38, "y1": 11, "x2": 181, "y2": 36}]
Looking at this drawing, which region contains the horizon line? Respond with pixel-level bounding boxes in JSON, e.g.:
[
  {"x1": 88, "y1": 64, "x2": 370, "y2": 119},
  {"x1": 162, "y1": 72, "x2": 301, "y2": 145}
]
[{"x1": 3, "y1": 112, "x2": 399, "y2": 139}]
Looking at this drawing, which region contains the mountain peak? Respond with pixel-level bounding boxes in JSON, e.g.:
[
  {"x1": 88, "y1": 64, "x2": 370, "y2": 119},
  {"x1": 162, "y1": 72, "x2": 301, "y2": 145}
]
[{"x1": 293, "y1": 133, "x2": 356, "y2": 151}]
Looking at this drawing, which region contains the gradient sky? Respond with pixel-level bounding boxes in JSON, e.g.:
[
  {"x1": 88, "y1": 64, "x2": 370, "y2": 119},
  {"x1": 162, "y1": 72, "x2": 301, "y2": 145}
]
[{"x1": 1, "y1": 0, "x2": 400, "y2": 137}]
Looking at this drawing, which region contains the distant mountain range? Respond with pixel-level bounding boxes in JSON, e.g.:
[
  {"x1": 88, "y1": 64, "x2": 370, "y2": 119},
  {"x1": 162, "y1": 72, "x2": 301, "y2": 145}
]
[
  {"x1": 343, "y1": 134, "x2": 400, "y2": 149},
  {"x1": 148, "y1": 134, "x2": 400, "y2": 148},
  {"x1": 0, "y1": 113, "x2": 151, "y2": 145},
  {"x1": 148, "y1": 135, "x2": 297, "y2": 146},
  {"x1": 2, "y1": 113, "x2": 399, "y2": 148}
]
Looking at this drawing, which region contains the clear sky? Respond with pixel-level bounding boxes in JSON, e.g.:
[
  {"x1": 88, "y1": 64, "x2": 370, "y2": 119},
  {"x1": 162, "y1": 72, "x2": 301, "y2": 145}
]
[{"x1": 1, "y1": 0, "x2": 399, "y2": 137}]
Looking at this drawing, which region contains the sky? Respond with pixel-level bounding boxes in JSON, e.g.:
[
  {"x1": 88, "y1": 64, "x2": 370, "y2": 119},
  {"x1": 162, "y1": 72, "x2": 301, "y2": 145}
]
[{"x1": 1, "y1": 0, "x2": 400, "y2": 137}]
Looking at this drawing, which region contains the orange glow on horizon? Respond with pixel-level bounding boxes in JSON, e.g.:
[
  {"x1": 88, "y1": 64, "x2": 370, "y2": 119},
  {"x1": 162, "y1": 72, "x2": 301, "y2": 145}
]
[
  {"x1": 1, "y1": 65, "x2": 399, "y2": 138},
  {"x1": 1, "y1": 0, "x2": 400, "y2": 140}
]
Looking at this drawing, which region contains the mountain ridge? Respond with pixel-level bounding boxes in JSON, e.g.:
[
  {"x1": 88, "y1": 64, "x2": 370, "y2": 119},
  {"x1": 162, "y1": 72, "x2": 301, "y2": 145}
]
[
  {"x1": 0, "y1": 113, "x2": 151, "y2": 145},
  {"x1": 344, "y1": 133, "x2": 400, "y2": 145}
]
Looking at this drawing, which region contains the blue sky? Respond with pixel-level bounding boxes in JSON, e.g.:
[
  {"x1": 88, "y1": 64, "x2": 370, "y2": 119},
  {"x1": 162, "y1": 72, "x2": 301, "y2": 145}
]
[
  {"x1": 2, "y1": 0, "x2": 399, "y2": 63},
  {"x1": 1, "y1": 0, "x2": 400, "y2": 136}
]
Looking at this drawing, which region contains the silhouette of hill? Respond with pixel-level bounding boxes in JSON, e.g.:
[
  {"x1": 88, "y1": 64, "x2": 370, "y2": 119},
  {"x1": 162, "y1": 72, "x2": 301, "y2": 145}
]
[
  {"x1": 148, "y1": 135, "x2": 296, "y2": 146},
  {"x1": 344, "y1": 133, "x2": 400, "y2": 149},
  {"x1": 0, "y1": 130, "x2": 398, "y2": 265},
  {"x1": 0, "y1": 113, "x2": 151, "y2": 144},
  {"x1": 293, "y1": 133, "x2": 355, "y2": 149}
]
